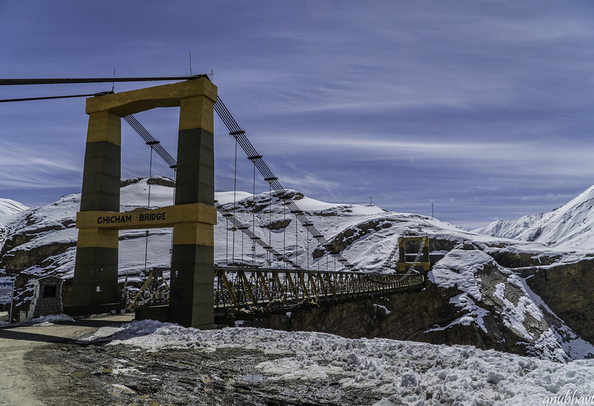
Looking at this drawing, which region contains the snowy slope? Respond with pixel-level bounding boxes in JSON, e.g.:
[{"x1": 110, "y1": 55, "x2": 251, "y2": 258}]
[
  {"x1": 0, "y1": 177, "x2": 547, "y2": 279},
  {"x1": 476, "y1": 185, "x2": 594, "y2": 250},
  {"x1": 0, "y1": 178, "x2": 177, "y2": 280},
  {"x1": 0, "y1": 198, "x2": 28, "y2": 255},
  {"x1": 0, "y1": 198, "x2": 27, "y2": 221},
  {"x1": 215, "y1": 188, "x2": 530, "y2": 272}
]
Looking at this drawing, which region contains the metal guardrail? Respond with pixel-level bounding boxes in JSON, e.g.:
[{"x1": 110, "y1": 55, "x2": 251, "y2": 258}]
[
  {"x1": 127, "y1": 266, "x2": 425, "y2": 311},
  {"x1": 213, "y1": 266, "x2": 425, "y2": 314}
]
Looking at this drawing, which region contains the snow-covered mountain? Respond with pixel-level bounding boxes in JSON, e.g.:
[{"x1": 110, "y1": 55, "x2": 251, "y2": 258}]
[
  {"x1": 0, "y1": 176, "x2": 502, "y2": 281},
  {"x1": 475, "y1": 185, "x2": 594, "y2": 251},
  {"x1": 3, "y1": 177, "x2": 594, "y2": 361},
  {"x1": 0, "y1": 198, "x2": 28, "y2": 255},
  {"x1": 0, "y1": 198, "x2": 27, "y2": 221}
]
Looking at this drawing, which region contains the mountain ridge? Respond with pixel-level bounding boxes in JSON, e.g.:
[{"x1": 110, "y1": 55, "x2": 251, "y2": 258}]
[
  {"x1": 2, "y1": 177, "x2": 594, "y2": 361},
  {"x1": 475, "y1": 184, "x2": 594, "y2": 250}
]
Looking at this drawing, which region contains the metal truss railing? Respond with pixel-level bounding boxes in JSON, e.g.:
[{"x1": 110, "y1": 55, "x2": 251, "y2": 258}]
[{"x1": 213, "y1": 266, "x2": 425, "y2": 313}]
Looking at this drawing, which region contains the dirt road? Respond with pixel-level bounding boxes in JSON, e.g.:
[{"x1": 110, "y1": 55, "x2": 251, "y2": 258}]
[{"x1": 0, "y1": 314, "x2": 134, "y2": 406}]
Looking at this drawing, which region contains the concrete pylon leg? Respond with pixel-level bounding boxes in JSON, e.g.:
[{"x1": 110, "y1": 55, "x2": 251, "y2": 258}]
[
  {"x1": 169, "y1": 94, "x2": 216, "y2": 329},
  {"x1": 69, "y1": 111, "x2": 121, "y2": 315},
  {"x1": 169, "y1": 226, "x2": 214, "y2": 328}
]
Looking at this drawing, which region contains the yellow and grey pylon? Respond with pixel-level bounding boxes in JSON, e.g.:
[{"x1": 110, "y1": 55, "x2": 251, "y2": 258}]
[{"x1": 67, "y1": 78, "x2": 218, "y2": 329}]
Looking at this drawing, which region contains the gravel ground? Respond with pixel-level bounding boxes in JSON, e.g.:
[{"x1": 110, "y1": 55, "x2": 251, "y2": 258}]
[
  {"x1": 25, "y1": 343, "x2": 380, "y2": 406},
  {"x1": 1, "y1": 316, "x2": 384, "y2": 406}
]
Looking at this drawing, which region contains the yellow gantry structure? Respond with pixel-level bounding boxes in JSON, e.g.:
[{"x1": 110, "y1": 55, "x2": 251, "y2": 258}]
[{"x1": 397, "y1": 235, "x2": 431, "y2": 273}]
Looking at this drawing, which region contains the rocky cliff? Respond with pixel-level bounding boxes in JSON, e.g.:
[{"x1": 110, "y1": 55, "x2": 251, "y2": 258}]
[{"x1": 264, "y1": 242, "x2": 594, "y2": 362}]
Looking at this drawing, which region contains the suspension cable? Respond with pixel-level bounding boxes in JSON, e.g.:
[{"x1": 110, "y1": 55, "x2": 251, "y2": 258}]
[
  {"x1": 283, "y1": 198, "x2": 287, "y2": 269},
  {"x1": 0, "y1": 75, "x2": 207, "y2": 86},
  {"x1": 123, "y1": 99, "x2": 346, "y2": 270},
  {"x1": 268, "y1": 183, "x2": 272, "y2": 266},
  {"x1": 214, "y1": 201, "x2": 301, "y2": 269},
  {"x1": 123, "y1": 115, "x2": 177, "y2": 169},
  {"x1": 295, "y1": 212, "x2": 299, "y2": 267},
  {"x1": 252, "y1": 158, "x2": 257, "y2": 266},
  {"x1": 0, "y1": 91, "x2": 113, "y2": 103},
  {"x1": 123, "y1": 114, "x2": 301, "y2": 269},
  {"x1": 214, "y1": 96, "x2": 356, "y2": 270}
]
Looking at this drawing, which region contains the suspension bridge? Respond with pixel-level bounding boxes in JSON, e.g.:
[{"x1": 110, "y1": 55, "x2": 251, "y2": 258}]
[{"x1": 1, "y1": 76, "x2": 429, "y2": 326}]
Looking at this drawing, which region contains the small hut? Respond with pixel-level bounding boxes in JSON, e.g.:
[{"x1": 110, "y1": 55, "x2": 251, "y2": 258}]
[{"x1": 29, "y1": 275, "x2": 64, "y2": 319}]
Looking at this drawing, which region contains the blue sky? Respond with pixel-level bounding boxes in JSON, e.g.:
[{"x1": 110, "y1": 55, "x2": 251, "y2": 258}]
[{"x1": 1, "y1": 0, "x2": 594, "y2": 228}]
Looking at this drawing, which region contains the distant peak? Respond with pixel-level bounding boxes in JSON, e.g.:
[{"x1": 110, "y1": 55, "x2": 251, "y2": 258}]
[{"x1": 0, "y1": 198, "x2": 28, "y2": 222}]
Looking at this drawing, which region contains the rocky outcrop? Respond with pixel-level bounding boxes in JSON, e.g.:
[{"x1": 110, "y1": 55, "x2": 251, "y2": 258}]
[
  {"x1": 526, "y1": 258, "x2": 594, "y2": 343},
  {"x1": 488, "y1": 250, "x2": 561, "y2": 268},
  {"x1": 261, "y1": 219, "x2": 291, "y2": 230},
  {"x1": 329, "y1": 219, "x2": 393, "y2": 253},
  {"x1": 0, "y1": 212, "x2": 76, "y2": 274},
  {"x1": 2, "y1": 242, "x2": 76, "y2": 274},
  {"x1": 263, "y1": 245, "x2": 594, "y2": 361},
  {"x1": 266, "y1": 282, "x2": 529, "y2": 356}
]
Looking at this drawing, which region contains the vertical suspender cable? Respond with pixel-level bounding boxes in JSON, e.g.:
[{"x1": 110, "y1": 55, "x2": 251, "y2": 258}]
[
  {"x1": 214, "y1": 97, "x2": 356, "y2": 271},
  {"x1": 283, "y1": 200, "x2": 287, "y2": 269},
  {"x1": 232, "y1": 137, "x2": 238, "y2": 263},
  {"x1": 252, "y1": 161, "x2": 256, "y2": 266},
  {"x1": 225, "y1": 215, "x2": 229, "y2": 264},
  {"x1": 241, "y1": 226, "x2": 245, "y2": 266},
  {"x1": 147, "y1": 143, "x2": 157, "y2": 208},
  {"x1": 295, "y1": 214, "x2": 299, "y2": 268},
  {"x1": 307, "y1": 233, "x2": 310, "y2": 270},
  {"x1": 268, "y1": 184, "x2": 272, "y2": 266},
  {"x1": 170, "y1": 167, "x2": 176, "y2": 262},
  {"x1": 144, "y1": 141, "x2": 158, "y2": 272}
]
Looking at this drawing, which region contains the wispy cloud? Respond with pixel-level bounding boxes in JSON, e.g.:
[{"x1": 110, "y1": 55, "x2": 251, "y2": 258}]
[
  {"x1": 0, "y1": 141, "x2": 81, "y2": 189},
  {"x1": 1, "y1": 0, "x2": 594, "y2": 228}
]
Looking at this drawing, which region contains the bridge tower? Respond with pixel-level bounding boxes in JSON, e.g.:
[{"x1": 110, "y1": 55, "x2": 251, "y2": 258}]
[{"x1": 65, "y1": 78, "x2": 218, "y2": 328}]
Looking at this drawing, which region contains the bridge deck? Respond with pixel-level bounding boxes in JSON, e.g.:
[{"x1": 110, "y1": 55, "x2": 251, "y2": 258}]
[
  {"x1": 213, "y1": 266, "x2": 426, "y2": 315},
  {"x1": 131, "y1": 266, "x2": 426, "y2": 315}
]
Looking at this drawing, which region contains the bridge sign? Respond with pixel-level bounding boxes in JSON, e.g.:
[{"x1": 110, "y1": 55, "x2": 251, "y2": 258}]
[{"x1": 0, "y1": 281, "x2": 14, "y2": 304}]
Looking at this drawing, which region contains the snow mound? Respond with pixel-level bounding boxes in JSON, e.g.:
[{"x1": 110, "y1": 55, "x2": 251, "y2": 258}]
[{"x1": 91, "y1": 320, "x2": 594, "y2": 405}]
